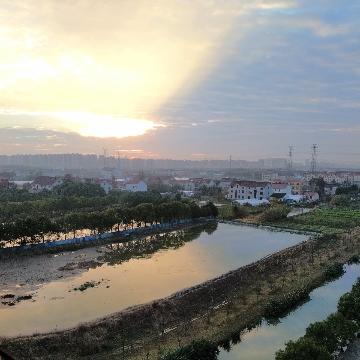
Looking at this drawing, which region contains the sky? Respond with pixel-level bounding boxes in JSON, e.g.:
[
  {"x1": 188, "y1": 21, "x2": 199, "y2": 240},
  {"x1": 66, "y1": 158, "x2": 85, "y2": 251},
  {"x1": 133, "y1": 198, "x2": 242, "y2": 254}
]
[{"x1": 0, "y1": 0, "x2": 360, "y2": 164}]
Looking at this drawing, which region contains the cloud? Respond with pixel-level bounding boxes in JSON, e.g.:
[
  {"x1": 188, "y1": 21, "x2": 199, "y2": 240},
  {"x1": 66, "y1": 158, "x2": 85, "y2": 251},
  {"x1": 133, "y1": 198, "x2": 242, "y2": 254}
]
[{"x1": 0, "y1": 0, "x2": 296, "y2": 133}]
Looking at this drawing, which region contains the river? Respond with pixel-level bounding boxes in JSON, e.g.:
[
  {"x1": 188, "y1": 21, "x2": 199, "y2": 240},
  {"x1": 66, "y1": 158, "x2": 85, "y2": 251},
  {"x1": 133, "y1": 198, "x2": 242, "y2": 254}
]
[
  {"x1": 0, "y1": 222, "x2": 307, "y2": 337},
  {"x1": 219, "y1": 263, "x2": 360, "y2": 360}
]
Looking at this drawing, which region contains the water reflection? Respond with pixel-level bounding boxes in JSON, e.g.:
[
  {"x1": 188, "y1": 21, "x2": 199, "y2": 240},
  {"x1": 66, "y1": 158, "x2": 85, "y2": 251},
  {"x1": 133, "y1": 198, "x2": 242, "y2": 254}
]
[
  {"x1": 0, "y1": 223, "x2": 307, "y2": 337},
  {"x1": 219, "y1": 264, "x2": 360, "y2": 360},
  {"x1": 101, "y1": 223, "x2": 217, "y2": 265}
]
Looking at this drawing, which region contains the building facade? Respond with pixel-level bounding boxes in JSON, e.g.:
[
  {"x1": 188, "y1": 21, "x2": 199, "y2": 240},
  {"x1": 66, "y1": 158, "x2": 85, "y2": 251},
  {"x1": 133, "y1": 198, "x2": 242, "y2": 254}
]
[{"x1": 226, "y1": 181, "x2": 272, "y2": 201}]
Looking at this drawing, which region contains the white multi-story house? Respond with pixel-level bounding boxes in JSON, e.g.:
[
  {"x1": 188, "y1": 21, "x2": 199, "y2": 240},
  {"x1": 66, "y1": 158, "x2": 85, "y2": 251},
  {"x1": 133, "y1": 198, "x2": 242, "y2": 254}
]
[
  {"x1": 226, "y1": 181, "x2": 272, "y2": 201},
  {"x1": 125, "y1": 180, "x2": 148, "y2": 192}
]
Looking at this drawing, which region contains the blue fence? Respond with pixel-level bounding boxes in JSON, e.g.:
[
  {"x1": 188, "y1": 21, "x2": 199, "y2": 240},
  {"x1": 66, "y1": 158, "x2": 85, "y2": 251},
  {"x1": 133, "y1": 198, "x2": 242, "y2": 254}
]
[{"x1": 0, "y1": 218, "x2": 213, "y2": 255}]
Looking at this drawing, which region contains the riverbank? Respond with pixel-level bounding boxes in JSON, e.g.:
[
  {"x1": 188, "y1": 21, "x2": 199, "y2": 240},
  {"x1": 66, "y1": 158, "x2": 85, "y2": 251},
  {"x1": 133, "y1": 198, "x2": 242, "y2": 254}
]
[
  {"x1": 0, "y1": 221, "x2": 215, "y2": 311},
  {"x1": 2, "y1": 228, "x2": 360, "y2": 359}
]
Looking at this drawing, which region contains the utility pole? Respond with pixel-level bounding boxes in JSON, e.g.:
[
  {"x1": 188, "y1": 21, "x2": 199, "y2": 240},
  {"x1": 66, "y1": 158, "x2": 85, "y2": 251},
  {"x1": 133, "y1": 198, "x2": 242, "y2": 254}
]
[
  {"x1": 288, "y1": 146, "x2": 294, "y2": 171},
  {"x1": 310, "y1": 144, "x2": 318, "y2": 174},
  {"x1": 103, "y1": 148, "x2": 107, "y2": 168}
]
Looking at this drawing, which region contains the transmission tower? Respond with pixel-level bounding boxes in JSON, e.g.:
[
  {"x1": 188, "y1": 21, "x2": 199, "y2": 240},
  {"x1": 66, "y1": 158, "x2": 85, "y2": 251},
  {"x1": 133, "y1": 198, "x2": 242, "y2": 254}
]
[
  {"x1": 310, "y1": 144, "x2": 318, "y2": 174},
  {"x1": 288, "y1": 146, "x2": 294, "y2": 171}
]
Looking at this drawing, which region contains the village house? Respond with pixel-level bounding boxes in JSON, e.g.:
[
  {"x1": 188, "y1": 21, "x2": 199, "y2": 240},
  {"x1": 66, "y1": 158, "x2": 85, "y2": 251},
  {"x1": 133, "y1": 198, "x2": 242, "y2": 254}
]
[
  {"x1": 29, "y1": 176, "x2": 63, "y2": 193},
  {"x1": 324, "y1": 183, "x2": 338, "y2": 196},
  {"x1": 269, "y1": 182, "x2": 293, "y2": 201},
  {"x1": 172, "y1": 178, "x2": 196, "y2": 192},
  {"x1": 226, "y1": 181, "x2": 272, "y2": 201},
  {"x1": 303, "y1": 191, "x2": 320, "y2": 203},
  {"x1": 286, "y1": 179, "x2": 305, "y2": 194},
  {"x1": 0, "y1": 177, "x2": 10, "y2": 188},
  {"x1": 218, "y1": 177, "x2": 234, "y2": 192},
  {"x1": 97, "y1": 179, "x2": 113, "y2": 194},
  {"x1": 125, "y1": 179, "x2": 148, "y2": 192}
]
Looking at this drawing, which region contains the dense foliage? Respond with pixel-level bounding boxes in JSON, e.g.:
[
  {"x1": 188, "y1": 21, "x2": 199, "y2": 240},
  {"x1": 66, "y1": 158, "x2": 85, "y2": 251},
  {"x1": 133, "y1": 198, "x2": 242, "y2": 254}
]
[
  {"x1": 276, "y1": 278, "x2": 360, "y2": 359},
  {"x1": 0, "y1": 196, "x2": 218, "y2": 247},
  {"x1": 161, "y1": 340, "x2": 219, "y2": 360},
  {"x1": 258, "y1": 205, "x2": 290, "y2": 223},
  {"x1": 335, "y1": 185, "x2": 359, "y2": 196}
]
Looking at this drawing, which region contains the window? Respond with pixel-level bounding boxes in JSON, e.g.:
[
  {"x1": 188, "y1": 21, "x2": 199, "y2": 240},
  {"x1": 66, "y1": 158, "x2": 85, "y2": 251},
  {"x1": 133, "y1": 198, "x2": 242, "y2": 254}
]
[
  {"x1": 248, "y1": 196, "x2": 250, "y2": 199},
  {"x1": 260, "y1": 197, "x2": 263, "y2": 200},
  {"x1": 260, "y1": 191, "x2": 263, "y2": 196}
]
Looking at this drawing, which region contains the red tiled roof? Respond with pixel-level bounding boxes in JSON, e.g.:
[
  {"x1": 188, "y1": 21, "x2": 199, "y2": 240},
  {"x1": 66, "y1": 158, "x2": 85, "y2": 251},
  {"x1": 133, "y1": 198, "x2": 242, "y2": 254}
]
[
  {"x1": 272, "y1": 183, "x2": 288, "y2": 190},
  {"x1": 231, "y1": 180, "x2": 269, "y2": 187}
]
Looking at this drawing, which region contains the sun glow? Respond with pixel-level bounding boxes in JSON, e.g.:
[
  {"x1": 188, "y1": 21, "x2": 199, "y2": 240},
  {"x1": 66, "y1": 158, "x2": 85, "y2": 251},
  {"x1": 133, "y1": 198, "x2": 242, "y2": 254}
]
[
  {"x1": 0, "y1": 1, "x2": 295, "y2": 139},
  {"x1": 54, "y1": 112, "x2": 160, "y2": 138}
]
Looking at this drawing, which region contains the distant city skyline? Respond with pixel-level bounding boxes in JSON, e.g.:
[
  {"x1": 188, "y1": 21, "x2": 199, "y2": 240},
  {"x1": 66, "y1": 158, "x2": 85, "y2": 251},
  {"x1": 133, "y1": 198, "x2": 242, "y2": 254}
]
[
  {"x1": 1, "y1": 1, "x2": 360, "y2": 164},
  {"x1": 0, "y1": 152, "x2": 359, "y2": 171}
]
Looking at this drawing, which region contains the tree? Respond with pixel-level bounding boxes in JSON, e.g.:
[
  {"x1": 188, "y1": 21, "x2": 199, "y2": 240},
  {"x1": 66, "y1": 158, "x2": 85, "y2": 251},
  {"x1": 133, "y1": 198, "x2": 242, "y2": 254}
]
[
  {"x1": 275, "y1": 338, "x2": 331, "y2": 360},
  {"x1": 338, "y1": 280, "x2": 360, "y2": 322},
  {"x1": 309, "y1": 178, "x2": 326, "y2": 200},
  {"x1": 305, "y1": 313, "x2": 358, "y2": 353},
  {"x1": 330, "y1": 194, "x2": 350, "y2": 207}
]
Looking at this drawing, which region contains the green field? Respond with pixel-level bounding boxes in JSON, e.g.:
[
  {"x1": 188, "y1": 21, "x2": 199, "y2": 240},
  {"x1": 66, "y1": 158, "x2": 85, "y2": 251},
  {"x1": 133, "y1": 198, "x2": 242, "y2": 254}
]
[{"x1": 273, "y1": 207, "x2": 360, "y2": 234}]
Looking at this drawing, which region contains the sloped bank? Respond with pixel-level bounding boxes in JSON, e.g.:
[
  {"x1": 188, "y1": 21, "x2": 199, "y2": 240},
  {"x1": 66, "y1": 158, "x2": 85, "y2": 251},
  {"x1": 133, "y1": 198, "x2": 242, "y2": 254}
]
[{"x1": 2, "y1": 229, "x2": 360, "y2": 360}]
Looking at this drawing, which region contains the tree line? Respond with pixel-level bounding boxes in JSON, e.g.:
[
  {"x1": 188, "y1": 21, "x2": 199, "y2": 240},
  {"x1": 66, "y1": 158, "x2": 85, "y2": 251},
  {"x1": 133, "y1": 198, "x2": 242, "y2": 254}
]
[{"x1": 0, "y1": 200, "x2": 218, "y2": 247}]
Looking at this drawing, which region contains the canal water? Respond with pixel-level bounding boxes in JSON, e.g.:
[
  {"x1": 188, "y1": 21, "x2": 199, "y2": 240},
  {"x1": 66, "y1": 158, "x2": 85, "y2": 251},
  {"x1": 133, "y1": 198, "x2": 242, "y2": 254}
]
[
  {"x1": 0, "y1": 223, "x2": 307, "y2": 336},
  {"x1": 219, "y1": 263, "x2": 360, "y2": 360}
]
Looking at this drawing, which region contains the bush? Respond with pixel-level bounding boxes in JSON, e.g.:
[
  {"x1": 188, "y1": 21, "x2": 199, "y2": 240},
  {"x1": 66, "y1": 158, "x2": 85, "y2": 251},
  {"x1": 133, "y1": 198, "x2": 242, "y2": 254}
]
[
  {"x1": 161, "y1": 340, "x2": 219, "y2": 360},
  {"x1": 233, "y1": 205, "x2": 249, "y2": 219},
  {"x1": 258, "y1": 206, "x2": 290, "y2": 223},
  {"x1": 264, "y1": 287, "x2": 310, "y2": 320},
  {"x1": 330, "y1": 195, "x2": 350, "y2": 207},
  {"x1": 348, "y1": 254, "x2": 360, "y2": 264},
  {"x1": 323, "y1": 263, "x2": 344, "y2": 281}
]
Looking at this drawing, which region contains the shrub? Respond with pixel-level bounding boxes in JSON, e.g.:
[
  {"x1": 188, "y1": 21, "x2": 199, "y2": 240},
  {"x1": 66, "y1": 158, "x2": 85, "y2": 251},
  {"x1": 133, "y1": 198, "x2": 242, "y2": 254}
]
[
  {"x1": 161, "y1": 340, "x2": 219, "y2": 360},
  {"x1": 264, "y1": 287, "x2": 310, "y2": 320},
  {"x1": 330, "y1": 195, "x2": 350, "y2": 207},
  {"x1": 258, "y1": 206, "x2": 290, "y2": 223},
  {"x1": 232, "y1": 205, "x2": 249, "y2": 219},
  {"x1": 348, "y1": 254, "x2": 360, "y2": 264},
  {"x1": 323, "y1": 263, "x2": 344, "y2": 281}
]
